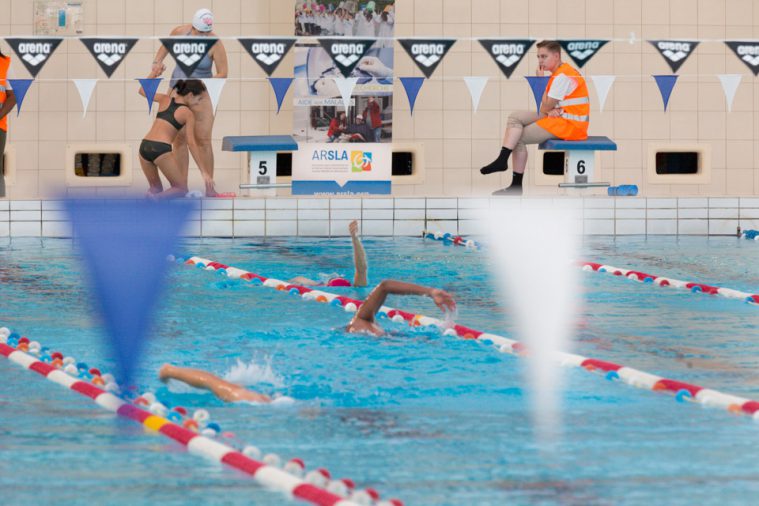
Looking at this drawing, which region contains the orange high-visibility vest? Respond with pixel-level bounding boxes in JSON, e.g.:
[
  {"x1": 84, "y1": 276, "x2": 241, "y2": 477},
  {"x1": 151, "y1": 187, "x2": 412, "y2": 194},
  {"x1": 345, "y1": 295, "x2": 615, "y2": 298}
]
[
  {"x1": 0, "y1": 56, "x2": 10, "y2": 132},
  {"x1": 536, "y1": 62, "x2": 589, "y2": 141}
]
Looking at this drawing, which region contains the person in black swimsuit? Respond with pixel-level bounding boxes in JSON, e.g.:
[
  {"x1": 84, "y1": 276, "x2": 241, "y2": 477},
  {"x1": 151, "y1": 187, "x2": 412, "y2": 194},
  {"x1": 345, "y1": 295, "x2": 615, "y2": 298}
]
[{"x1": 138, "y1": 79, "x2": 206, "y2": 199}]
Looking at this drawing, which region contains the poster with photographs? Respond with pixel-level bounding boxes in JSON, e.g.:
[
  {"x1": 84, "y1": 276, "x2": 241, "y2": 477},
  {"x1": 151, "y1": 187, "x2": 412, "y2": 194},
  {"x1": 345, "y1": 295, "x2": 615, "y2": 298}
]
[{"x1": 293, "y1": 0, "x2": 395, "y2": 144}]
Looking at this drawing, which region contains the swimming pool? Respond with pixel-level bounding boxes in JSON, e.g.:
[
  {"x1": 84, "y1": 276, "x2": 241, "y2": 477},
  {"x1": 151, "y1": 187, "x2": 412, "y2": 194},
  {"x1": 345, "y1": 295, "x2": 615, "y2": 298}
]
[{"x1": 2, "y1": 236, "x2": 759, "y2": 505}]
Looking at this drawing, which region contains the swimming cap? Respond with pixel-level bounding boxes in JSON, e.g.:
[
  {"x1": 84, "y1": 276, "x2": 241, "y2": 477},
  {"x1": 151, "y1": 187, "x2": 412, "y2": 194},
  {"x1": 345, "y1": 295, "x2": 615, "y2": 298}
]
[
  {"x1": 192, "y1": 8, "x2": 214, "y2": 32},
  {"x1": 327, "y1": 277, "x2": 352, "y2": 287}
]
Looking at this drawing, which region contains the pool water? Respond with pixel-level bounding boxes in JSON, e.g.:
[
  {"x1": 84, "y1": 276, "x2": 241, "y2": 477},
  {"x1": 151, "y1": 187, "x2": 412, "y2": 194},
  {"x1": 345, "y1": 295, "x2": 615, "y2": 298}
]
[{"x1": 1, "y1": 236, "x2": 759, "y2": 505}]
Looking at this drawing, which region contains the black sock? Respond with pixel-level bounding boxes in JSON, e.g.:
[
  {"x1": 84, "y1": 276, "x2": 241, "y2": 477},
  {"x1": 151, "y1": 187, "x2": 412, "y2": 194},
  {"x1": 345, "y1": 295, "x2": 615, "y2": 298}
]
[
  {"x1": 480, "y1": 147, "x2": 512, "y2": 175},
  {"x1": 511, "y1": 172, "x2": 523, "y2": 187}
]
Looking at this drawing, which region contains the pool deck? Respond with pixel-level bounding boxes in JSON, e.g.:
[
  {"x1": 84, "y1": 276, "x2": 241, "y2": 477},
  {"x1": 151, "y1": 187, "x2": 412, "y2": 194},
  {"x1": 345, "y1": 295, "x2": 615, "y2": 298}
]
[{"x1": 0, "y1": 197, "x2": 757, "y2": 238}]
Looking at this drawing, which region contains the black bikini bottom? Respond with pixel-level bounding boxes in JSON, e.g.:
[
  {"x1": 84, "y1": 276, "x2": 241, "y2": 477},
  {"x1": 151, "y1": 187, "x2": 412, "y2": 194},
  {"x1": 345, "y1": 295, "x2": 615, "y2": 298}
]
[{"x1": 139, "y1": 139, "x2": 172, "y2": 163}]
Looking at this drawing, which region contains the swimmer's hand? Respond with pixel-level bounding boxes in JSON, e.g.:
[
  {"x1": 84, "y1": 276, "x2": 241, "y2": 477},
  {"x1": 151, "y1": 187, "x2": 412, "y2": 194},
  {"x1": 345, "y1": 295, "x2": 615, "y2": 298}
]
[
  {"x1": 430, "y1": 289, "x2": 456, "y2": 313},
  {"x1": 357, "y1": 56, "x2": 393, "y2": 78},
  {"x1": 151, "y1": 62, "x2": 166, "y2": 77},
  {"x1": 349, "y1": 220, "x2": 359, "y2": 237}
]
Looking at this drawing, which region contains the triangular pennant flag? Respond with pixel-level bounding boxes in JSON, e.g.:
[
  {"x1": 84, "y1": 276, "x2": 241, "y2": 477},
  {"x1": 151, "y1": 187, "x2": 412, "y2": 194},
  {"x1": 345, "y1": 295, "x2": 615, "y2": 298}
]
[
  {"x1": 717, "y1": 74, "x2": 742, "y2": 112},
  {"x1": 73, "y1": 79, "x2": 97, "y2": 118},
  {"x1": 400, "y1": 77, "x2": 425, "y2": 115},
  {"x1": 525, "y1": 76, "x2": 550, "y2": 113},
  {"x1": 334, "y1": 77, "x2": 359, "y2": 112},
  {"x1": 268, "y1": 77, "x2": 293, "y2": 114},
  {"x1": 558, "y1": 40, "x2": 609, "y2": 69},
  {"x1": 478, "y1": 39, "x2": 535, "y2": 78},
  {"x1": 160, "y1": 37, "x2": 218, "y2": 76},
  {"x1": 590, "y1": 75, "x2": 615, "y2": 112},
  {"x1": 648, "y1": 40, "x2": 699, "y2": 73},
  {"x1": 318, "y1": 38, "x2": 376, "y2": 78},
  {"x1": 398, "y1": 39, "x2": 457, "y2": 78},
  {"x1": 7, "y1": 79, "x2": 33, "y2": 116},
  {"x1": 5, "y1": 37, "x2": 63, "y2": 77},
  {"x1": 80, "y1": 38, "x2": 138, "y2": 78},
  {"x1": 653, "y1": 75, "x2": 679, "y2": 111},
  {"x1": 725, "y1": 42, "x2": 759, "y2": 76},
  {"x1": 137, "y1": 78, "x2": 162, "y2": 114},
  {"x1": 463, "y1": 76, "x2": 488, "y2": 113},
  {"x1": 238, "y1": 37, "x2": 297, "y2": 76},
  {"x1": 64, "y1": 199, "x2": 194, "y2": 388},
  {"x1": 201, "y1": 78, "x2": 226, "y2": 115}
]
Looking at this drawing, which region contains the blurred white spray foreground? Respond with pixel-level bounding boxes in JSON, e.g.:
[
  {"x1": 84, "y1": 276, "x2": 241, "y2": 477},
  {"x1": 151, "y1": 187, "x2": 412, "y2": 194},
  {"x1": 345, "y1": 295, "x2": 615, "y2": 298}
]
[{"x1": 480, "y1": 203, "x2": 582, "y2": 444}]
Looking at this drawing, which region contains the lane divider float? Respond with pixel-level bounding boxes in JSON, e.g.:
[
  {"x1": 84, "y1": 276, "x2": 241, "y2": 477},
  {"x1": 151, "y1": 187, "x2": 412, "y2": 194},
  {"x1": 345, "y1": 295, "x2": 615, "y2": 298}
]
[
  {"x1": 422, "y1": 230, "x2": 480, "y2": 250},
  {"x1": 178, "y1": 254, "x2": 759, "y2": 422},
  {"x1": 0, "y1": 327, "x2": 402, "y2": 506},
  {"x1": 741, "y1": 229, "x2": 759, "y2": 240},
  {"x1": 422, "y1": 230, "x2": 759, "y2": 306}
]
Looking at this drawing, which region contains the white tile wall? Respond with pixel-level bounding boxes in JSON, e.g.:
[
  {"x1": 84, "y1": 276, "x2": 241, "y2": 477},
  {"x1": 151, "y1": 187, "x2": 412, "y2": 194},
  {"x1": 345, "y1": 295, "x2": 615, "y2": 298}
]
[{"x1": 3, "y1": 197, "x2": 758, "y2": 238}]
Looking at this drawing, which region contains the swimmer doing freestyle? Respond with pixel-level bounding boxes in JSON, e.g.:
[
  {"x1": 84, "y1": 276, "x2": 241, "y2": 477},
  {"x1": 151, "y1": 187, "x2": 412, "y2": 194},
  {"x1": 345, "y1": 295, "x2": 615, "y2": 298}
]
[{"x1": 159, "y1": 364, "x2": 271, "y2": 404}]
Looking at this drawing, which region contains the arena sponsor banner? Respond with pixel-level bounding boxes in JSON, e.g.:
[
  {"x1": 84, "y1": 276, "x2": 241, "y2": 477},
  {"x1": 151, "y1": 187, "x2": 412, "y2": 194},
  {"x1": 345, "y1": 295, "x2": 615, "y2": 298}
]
[
  {"x1": 398, "y1": 38, "x2": 456, "y2": 78},
  {"x1": 725, "y1": 41, "x2": 759, "y2": 76},
  {"x1": 558, "y1": 40, "x2": 609, "y2": 69},
  {"x1": 80, "y1": 37, "x2": 138, "y2": 78},
  {"x1": 318, "y1": 38, "x2": 377, "y2": 77},
  {"x1": 291, "y1": 142, "x2": 391, "y2": 195},
  {"x1": 649, "y1": 40, "x2": 699, "y2": 73},
  {"x1": 238, "y1": 37, "x2": 296, "y2": 76},
  {"x1": 478, "y1": 39, "x2": 535, "y2": 78},
  {"x1": 5, "y1": 37, "x2": 63, "y2": 77},
  {"x1": 159, "y1": 37, "x2": 218, "y2": 76}
]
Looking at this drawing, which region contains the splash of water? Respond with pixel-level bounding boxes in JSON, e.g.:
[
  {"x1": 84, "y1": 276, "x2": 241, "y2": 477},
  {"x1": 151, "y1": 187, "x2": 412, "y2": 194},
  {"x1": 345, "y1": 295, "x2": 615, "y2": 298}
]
[
  {"x1": 222, "y1": 356, "x2": 285, "y2": 388},
  {"x1": 480, "y1": 202, "x2": 581, "y2": 445}
]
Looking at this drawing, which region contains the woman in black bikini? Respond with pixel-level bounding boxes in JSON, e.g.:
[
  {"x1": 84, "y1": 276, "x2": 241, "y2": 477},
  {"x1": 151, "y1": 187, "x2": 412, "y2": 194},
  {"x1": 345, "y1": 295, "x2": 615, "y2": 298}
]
[{"x1": 138, "y1": 79, "x2": 206, "y2": 199}]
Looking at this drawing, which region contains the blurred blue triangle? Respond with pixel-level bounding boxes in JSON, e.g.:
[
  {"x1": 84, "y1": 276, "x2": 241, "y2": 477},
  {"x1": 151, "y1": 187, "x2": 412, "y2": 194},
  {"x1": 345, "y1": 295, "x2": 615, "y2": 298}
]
[
  {"x1": 268, "y1": 77, "x2": 293, "y2": 114},
  {"x1": 8, "y1": 79, "x2": 34, "y2": 116},
  {"x1": 525, "y1": 76, "x2": 550, "y2": 114},
  {"x1": 65, "y1": 199, "x2": 194, "y2": 387},
  {"x1": 653, "y1": 75, "x2": 678, "y2": 111},
  {"x1": 400, "y1": 77, "x2": 425, "y2": 115},
  {"x1": 137, "y1": 78, "x2": 163, "y2": 113}
]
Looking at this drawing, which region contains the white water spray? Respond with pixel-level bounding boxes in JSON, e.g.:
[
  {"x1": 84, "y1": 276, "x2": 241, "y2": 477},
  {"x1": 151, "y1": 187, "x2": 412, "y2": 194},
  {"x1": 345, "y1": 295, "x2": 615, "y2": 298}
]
[{"x1": 481, "y1": 202, "x2": 581, "y2": 444}]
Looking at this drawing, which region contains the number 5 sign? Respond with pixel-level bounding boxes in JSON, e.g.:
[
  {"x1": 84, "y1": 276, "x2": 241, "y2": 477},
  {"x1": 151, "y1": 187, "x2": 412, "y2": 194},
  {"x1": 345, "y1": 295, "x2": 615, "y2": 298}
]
[{"x1": 249, "y1": 151, "x2": 276, "y2": 196}]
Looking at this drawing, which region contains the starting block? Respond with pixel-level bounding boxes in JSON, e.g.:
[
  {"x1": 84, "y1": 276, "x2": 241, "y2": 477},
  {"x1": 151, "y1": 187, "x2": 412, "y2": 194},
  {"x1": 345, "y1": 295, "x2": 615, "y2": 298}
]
[
  {"x1": 222, "y1": 135, "x2": 298, "y2": 196},
  {"x1": 539, "y1": 136, "x2": 616, "y2": 189}
]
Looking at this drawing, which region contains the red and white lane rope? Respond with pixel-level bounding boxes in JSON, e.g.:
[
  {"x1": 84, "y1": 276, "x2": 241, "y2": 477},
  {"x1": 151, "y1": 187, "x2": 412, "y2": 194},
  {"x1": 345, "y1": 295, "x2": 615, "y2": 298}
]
[
  {"x1": 0, "y1": 327, "x2": 402, "y2": 506},
  {"x1": 180, "y1": 255, "x2": 759, "y2": 421},
  {"x1": 580, "y1": 262, "x2": 759, "y2": 304},
  {"x1": 422, "y1": 230, "x2": 759, "y2": 305}
]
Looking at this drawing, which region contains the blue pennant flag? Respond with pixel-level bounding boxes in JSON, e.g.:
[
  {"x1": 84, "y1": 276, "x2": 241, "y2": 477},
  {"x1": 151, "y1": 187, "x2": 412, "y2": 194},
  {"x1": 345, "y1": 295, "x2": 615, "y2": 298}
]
[
  {"x1": 525, "y1": 76, "x2": 550, "y2": 113},
  {"x1": 268, "y1": 77, "x2": 293, "y2": 114},
  {"x1": 653, "y1": 75, "x2": 678, "y2": 111},
  {"x1": 8, "y1": 79, "x2": 34, "y2": 116},
  {"x1": 64, "y1": 199, "x2": 194, "y2": 388},
  {"x1": 400, "y1": 77, "x2": 425, "y2": 115},
  {"x1": 137, "y1": 78, "x2": 162, "y2": 113}
]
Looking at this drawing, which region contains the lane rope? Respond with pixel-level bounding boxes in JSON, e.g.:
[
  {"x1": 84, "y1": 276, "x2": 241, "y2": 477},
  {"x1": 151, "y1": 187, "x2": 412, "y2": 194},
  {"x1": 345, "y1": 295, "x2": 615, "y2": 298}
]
[
  {"x1": 0, "y1": 327, "x2": 402, "y2": 506},
  {"x1": 423, "y1": 230, "x2": 759, "y2": 305},
  {"x1": 179, "y1": 254, "x2": 759, "y2": 422}
]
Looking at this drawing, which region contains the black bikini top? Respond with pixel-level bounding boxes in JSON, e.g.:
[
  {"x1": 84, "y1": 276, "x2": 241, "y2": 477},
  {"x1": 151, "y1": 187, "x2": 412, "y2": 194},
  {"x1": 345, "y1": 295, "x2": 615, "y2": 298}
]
[{"x1": 156, "y1": 98, "x2": 187, "y2": 130}]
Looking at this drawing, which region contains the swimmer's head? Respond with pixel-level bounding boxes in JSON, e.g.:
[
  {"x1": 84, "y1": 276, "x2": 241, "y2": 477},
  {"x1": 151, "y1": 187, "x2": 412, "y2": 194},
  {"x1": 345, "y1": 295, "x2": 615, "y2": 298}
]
[
  {"x1": 174, "y1": 79, "x2": 207, "y2": 106},
  {"x1": 192, "y1": 8, "x2": 214, "y2": 33},
  {"x1": 327, "y1": 277, "x2": 352, "y2": 287}
]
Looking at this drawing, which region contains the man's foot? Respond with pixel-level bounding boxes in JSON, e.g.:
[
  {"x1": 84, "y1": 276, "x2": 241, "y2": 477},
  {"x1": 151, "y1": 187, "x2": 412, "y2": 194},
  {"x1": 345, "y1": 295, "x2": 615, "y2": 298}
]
[
  {"x1": 480, "y1": 147, "x2": 513, "y2": 175},
  {"x1": 492, "y1": 186, "x2": 523, "y2": 196}
]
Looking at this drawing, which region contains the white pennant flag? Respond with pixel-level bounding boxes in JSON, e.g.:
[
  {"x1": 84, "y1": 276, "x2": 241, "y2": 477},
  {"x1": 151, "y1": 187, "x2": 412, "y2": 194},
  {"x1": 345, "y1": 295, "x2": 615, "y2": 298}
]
[
  {"x1": 201, "y1": 78, "x2": 226, "y2": 115},
  {"x1": 590, "y1": 75, "x2": 615, "y2": 113},
  {"x1": 463, "y1": 76, "x2": 488, "y2": 113},
  {"x1": 73, "y1": 79, "x2": 97, "y2": 118},
  {"x1": 333, "y1": 77, "x2": 359, "y2": 112},
  {"x1": 717, "y1": 74, "x2": 742, "y2": 112}
]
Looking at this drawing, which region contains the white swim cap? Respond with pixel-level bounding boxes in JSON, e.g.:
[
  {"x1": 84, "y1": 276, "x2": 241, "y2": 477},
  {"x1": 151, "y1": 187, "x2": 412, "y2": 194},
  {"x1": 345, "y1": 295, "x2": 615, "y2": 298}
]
[{"x1": 192, "y1": 8, "x2": 214, "y2": 32}]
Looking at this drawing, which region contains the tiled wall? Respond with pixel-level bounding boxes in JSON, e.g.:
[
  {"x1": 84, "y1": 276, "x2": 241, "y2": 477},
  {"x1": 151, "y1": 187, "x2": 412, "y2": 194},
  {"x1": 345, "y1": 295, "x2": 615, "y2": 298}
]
[
  {"x1": 2, "y1": 197, "x2": 758, "y2": 237},
  {"x1": 2, "y1": 0, "x2": 759, "y2": 198}
]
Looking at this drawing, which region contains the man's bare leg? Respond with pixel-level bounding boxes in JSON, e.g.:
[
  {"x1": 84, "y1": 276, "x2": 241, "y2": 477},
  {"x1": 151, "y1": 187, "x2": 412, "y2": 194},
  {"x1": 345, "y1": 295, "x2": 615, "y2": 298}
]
[
  {"x1": 186, "y1": 92, "x2": 218, "y2": 196},
  {"x1": 159, "y1": 364, "x2": 271, "y2": 403}
]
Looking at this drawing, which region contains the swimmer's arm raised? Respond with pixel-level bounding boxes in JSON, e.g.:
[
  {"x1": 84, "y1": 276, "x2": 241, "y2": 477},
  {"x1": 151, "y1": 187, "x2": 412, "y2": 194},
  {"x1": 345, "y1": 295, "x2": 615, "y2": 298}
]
[
  {"x1": 349, "y1": 220, "x2": 368, "y2": 287},
  {"x1": 354, "y1": 280, "x2": 456, "y2": 323}
]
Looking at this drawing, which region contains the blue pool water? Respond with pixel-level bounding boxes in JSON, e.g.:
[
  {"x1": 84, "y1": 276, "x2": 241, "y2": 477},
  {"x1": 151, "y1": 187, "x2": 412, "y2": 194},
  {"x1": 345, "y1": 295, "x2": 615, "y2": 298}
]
[{"x1": 1, "y1": 236, "x2": 759, "y2": 505}]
